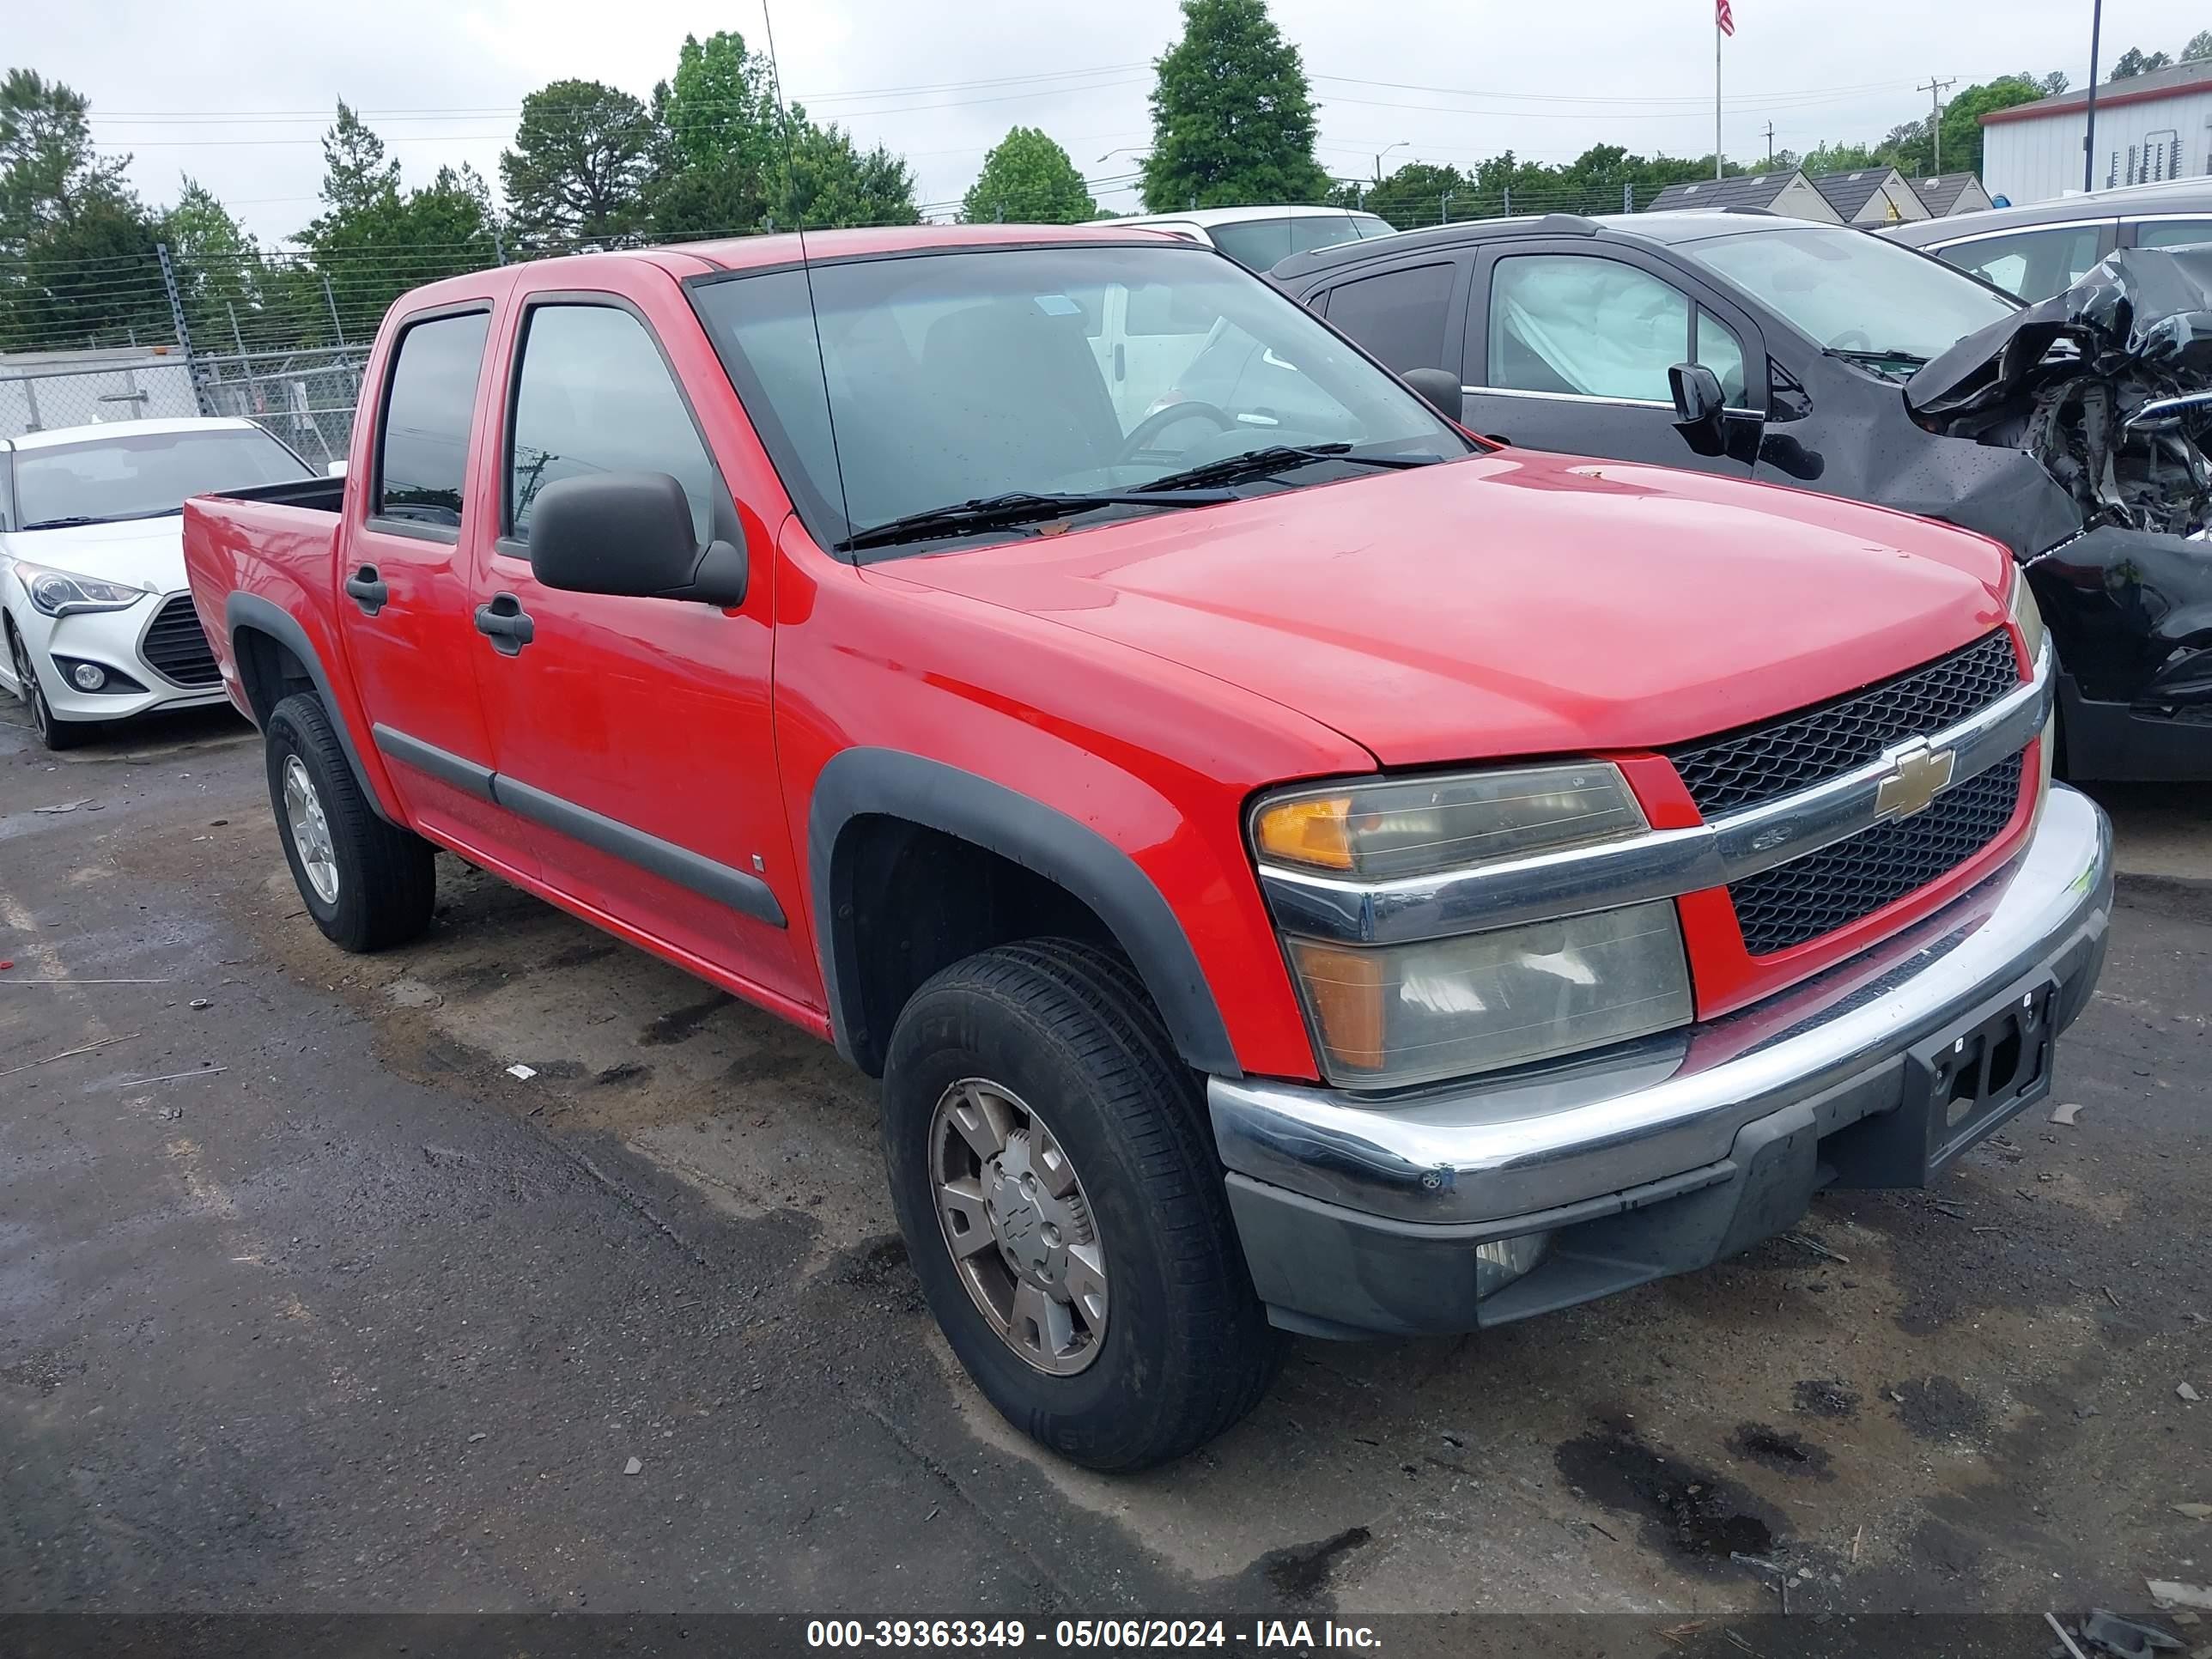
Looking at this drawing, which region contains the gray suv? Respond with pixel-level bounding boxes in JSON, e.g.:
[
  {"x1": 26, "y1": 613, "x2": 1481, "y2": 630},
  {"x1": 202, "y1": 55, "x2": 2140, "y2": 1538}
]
[{"x1": 1882, "y1": 177, "x2": 2212, "y2": 298}]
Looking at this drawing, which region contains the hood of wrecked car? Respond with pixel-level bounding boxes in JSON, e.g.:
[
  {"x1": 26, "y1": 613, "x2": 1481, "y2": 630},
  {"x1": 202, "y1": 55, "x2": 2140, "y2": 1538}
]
[{"x1": 1905, "y1": 245, "x2": 2212, "y2": 544}]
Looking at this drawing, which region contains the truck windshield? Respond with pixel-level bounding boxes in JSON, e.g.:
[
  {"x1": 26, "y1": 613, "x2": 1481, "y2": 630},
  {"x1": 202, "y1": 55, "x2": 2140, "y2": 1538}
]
[
  {"x1": 15, "y1": 425, "x2": 312, "y2": 529},
  {"x1": 1681, "y1": 223, "x2": 2020, "y2": 363},
  {"x1": 688, "y1": 242, "x2": 1468, "y2": 557}
]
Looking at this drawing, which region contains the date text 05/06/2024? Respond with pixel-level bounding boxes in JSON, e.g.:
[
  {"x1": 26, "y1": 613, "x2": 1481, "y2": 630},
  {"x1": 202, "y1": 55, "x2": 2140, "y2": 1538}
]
[{"x1": 804, "y1": 1620, "x2": 1382, "y2": 1650}]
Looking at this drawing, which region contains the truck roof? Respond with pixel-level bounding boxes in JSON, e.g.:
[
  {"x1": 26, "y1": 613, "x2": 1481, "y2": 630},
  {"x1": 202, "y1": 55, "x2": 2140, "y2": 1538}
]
[{"x1": 395, "y1": 222, "x2": 1189, "y2": 313}]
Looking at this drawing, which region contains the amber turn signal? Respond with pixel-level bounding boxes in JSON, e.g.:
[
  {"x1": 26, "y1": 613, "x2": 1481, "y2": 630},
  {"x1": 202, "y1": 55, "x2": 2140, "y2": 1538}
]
[{"x1": 1255, "y1": 795, "x2": 1355, "y2": 871}]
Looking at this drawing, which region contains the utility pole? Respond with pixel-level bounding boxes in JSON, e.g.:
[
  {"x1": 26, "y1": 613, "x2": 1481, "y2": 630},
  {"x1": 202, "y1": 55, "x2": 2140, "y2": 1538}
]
[
  {"x1": 1760, "y1": 121, "x2": 1776, "y2": 163},
  {"x1": 1917, "y1": 76, "x2": 1957, "y2": 173},
  {"x1": 2084, "y1": 0, "x2": 2106, "y2": 191}
]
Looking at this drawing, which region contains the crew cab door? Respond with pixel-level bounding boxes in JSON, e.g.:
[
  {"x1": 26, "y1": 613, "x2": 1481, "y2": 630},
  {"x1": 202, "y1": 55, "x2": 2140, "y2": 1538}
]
[
  {"x1": 465, "y1": 277, "x2": 817, "y2": 1011},
  {"x1": 340, "y1": 299, "x2": 537, "y2": 872},
  {"x1": 1459, "y1": 241, "x2": 1762, "y2": 473}
]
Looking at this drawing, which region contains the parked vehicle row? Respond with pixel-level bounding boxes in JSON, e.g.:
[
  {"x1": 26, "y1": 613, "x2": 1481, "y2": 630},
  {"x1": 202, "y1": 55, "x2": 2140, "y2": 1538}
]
[
  {"x1": 178, "y1": 221, "x2": 2111, "y2": 1470},
  {"x1": 1267, "y1": 210, "x2": 2212, "y2": 781}
]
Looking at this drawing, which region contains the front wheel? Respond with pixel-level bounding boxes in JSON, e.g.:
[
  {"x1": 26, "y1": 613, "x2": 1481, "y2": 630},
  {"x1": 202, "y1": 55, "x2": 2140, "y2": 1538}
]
[
  {"x1": 264, "y1": 692, "x2": 436, "y2": 951},
  {"x1": 8, "y1": 623, "x2": 92, "y2": 751},
  {"x1": 881, "y1": 939, "x2": 1284, "y2": 1471}
]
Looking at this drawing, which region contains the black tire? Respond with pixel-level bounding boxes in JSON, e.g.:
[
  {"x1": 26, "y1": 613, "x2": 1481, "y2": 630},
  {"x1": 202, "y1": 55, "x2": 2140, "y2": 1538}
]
[
  {"x1": 264, "y1": 692, "x2": 435, "y2": 951},
  {"x1": 882, "y1": 938, "x2": 1284, "y2": 1471},
  {"x1": 8, "y1": 621, "x2": 93, "y2": 751}
]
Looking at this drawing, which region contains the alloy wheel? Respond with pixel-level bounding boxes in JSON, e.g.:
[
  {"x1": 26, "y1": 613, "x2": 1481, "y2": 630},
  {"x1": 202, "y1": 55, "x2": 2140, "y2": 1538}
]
[
  {"x1": 282, "y1": 754, "x2": 341, "y2": 905},
  {"x1": 929, "y1": 1078, "x2": 1109, "y2": 1376}
]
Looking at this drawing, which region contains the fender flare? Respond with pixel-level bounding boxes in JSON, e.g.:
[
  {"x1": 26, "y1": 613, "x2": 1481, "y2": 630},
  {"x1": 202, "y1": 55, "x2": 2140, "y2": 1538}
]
[
  {"x1": 807, "y1": 747, "x2": 1242, "y2": 1079},
  {"x1": 224, "y1": 592, "x2": 398, "y2": 824}
]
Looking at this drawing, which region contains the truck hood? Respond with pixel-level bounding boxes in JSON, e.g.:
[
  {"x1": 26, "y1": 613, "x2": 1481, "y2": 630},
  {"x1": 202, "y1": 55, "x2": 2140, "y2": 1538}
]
[
  {"x1": 1, "y1": 514, "x2": 186, "y2": 595},
  {"x1": 880, "y1": 450, "x2": 2011, "y2": 768}
]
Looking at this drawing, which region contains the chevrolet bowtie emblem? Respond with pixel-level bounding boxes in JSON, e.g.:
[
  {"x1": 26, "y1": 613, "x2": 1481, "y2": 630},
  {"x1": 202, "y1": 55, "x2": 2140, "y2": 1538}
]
[{"x1": 1875, "y1": 738, "x2": 1957, "y2": 820}]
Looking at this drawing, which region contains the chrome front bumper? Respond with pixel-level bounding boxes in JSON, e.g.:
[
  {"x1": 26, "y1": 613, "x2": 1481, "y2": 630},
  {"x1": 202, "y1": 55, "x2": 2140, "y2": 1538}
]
[{"x1": 1210, "y1": 785, "x2": 2114, "y2": 1337}]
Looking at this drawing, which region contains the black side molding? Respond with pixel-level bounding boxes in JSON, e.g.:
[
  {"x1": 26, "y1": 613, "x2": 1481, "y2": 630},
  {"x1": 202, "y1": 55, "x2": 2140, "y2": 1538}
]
[
  {"x1": 492, "y1": 775, "x2": 787, "y2": 928},
  {"x1": 224, "y1": 592, "x2": 398, "y2": 825},
  {"x1": 368, "y1": 723, "x2": 785, "y2": 928},
  {"x1": 807, "y1": 747, "x2": 1241, "y2": 1079},
  {"x1": 373, "y1": 724, "x2": 495, "y2": 803}
]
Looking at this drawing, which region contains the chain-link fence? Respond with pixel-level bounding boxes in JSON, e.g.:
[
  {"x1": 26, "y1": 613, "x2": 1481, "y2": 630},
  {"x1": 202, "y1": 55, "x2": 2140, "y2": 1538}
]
[{"x1": 0, "y1": 344, "x2": 370, "y2": 459}]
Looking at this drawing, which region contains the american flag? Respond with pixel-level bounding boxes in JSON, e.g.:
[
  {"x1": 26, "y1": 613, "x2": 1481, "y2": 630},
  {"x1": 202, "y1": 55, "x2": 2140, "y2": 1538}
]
[{"x1": 1717, "y1": 0, "x2": 1735, "y2": 35}]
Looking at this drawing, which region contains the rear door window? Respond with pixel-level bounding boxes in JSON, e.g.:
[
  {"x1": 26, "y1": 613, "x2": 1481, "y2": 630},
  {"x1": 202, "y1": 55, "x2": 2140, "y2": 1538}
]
[
  {"x1": 1206, "y1": 217, "x2": 1297, "y2": 270},
  {"x1": 2130, "y1": 217, "x2": 2212, "y2": 252},
  {"x1": 374, "y1": 310, "x2": 490, "y2": 529},
  {"x1": 1936, "y1": 225, "x2": 2106, "y2": 299},
  {"x1": 1322, "y1": 262, "x2": 1456, "y2": 374}
]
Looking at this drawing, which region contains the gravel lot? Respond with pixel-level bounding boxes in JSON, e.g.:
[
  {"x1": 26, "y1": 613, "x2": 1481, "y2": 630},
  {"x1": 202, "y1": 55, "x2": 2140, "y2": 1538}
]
[{"x1": 3, "y1": 701, "x2": 2208, "y2": 1635}]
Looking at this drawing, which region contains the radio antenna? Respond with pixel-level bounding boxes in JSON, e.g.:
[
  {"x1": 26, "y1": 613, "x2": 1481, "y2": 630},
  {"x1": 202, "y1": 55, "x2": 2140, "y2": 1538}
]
[{"x1": 759, "y1": 0, "x2": 856, "y2": 556}]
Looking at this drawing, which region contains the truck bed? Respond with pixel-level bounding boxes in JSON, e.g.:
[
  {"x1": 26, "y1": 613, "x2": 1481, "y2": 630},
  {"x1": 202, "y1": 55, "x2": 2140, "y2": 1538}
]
[{"x1": 181, "y1": 484, "x2": 349, "y2": 729}]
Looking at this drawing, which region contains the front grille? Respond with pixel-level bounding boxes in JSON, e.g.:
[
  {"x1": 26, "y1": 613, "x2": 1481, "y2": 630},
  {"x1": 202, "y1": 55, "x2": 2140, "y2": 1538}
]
[
  {"x1": 1672, "y1": 630, "x2": 2020, "y2": 817},
  {"x1": 141, "y1": 594, "x2": 220, "y2": 687},
  {"x1": 1729, "y1": 755, "x2": 2025, "y2": 955}
]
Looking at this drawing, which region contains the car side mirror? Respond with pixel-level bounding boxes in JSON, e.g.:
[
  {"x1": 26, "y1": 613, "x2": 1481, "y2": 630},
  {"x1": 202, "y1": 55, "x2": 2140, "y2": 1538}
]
[
  {"x1": 1401, "y1": 367, "x2": 1463, "y2": 424},
  {"x1": 527, "y1": 471, "x2": 748, "y2": 608},
  {"x1": 1668, "y1": 362, "x2": 1729, "y2": 456},
  {"x1": 325, "y1": 459, "x2": 349, "y2": 478}
]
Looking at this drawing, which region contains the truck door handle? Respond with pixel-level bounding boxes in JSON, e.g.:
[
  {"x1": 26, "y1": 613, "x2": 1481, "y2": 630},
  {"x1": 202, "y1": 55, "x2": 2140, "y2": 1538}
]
[
  {"x1": 1114, "y1": 343, "x2": 1126, "y2": 381},
  {"x1": 473, "y1": 592, "x2": 535, "y2": 656},
  {"x1": 344, "y1": 565, "x2": 388, "y2": 616}
]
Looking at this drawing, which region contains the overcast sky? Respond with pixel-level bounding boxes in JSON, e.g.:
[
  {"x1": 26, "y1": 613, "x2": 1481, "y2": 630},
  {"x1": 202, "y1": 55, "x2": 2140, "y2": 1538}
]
[{"x1": 16, "y1": 0, "x2": 2209, "y2": 241}]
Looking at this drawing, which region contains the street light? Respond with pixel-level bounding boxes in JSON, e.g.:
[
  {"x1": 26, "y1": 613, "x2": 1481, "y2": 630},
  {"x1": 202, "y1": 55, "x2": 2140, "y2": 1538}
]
[
  {"x1": 1373, "y1": 141, "x2": 1410, "y2": 182},
  {"x1": 1097, "y1": 146, "x2": 1150, "y2": 164}
]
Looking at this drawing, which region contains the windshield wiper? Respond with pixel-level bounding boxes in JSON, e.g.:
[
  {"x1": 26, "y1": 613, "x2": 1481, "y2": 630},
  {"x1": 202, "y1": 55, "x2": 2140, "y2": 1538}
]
[
  {"x1": 839, "y1": 487, "x2": 1235, "y2": 553},
  {"x1": 19, "y1": 515, "x2": 114, "y2": 530},
  {"x1": 1136, "y1": 442, "x2": 1444, "y2": 495},
  {"x1": 1828, "y1": 347, "x2": 1930, "y2": 368}
]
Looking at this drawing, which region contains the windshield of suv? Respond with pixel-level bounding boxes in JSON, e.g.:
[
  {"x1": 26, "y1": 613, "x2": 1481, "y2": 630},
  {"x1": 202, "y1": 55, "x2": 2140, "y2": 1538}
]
[
  {"x1": 690, "y1": 242, "x2": 1469, "y2": 557},
  {"x1": 1681, "y1": 223, "x2": 2019, "y2": 362},
  {"x1": 1206, "y1": 212, "x2": 1397, "y2": 271},
  {"x1": 14, "y1": 425, "x2": 312, "y2": 528}
]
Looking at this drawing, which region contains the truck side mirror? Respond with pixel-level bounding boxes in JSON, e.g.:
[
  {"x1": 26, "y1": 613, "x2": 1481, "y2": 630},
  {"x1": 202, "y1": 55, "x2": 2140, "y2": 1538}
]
[
  {"x1": 1668, "y1": 362, "x2": 1729, "y2": 456},
  {"x1": 1401, "y1": 367, "x2": 1463, "y2": 424},
  {"x1": 527, "y1": 471, "x2": 748, "y2": 609}
]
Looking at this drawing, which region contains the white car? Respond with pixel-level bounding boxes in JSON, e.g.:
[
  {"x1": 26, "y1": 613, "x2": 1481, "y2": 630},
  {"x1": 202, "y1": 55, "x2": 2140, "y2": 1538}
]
[
  {"x1": 1, "y1": 417, "x2": 316, "y2": 750},
  {"x1": 1112, "y1": 204, "x2": 1398, "y2": 271}
]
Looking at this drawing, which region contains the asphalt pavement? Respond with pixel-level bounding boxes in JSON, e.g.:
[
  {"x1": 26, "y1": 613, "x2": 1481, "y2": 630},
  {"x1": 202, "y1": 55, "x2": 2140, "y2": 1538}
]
[{"x1": 3, "y1": 700, "x2": 2208, "y2": 1635}]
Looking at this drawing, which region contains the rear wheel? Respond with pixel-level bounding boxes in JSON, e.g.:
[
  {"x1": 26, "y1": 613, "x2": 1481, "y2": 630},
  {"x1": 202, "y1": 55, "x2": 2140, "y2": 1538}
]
[
  {"x1": 9, "y1": 623, "x2": 92, "y2": 751},
  {"x1": 882, "y1": 939, "x2": 1283, "y2": 1470},
  {"x1": 264, "y1": 692, "x2": 435, "y2": 951}
]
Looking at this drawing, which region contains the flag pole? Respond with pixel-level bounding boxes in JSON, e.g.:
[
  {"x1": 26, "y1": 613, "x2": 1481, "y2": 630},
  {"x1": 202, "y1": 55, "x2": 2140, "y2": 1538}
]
[{"x1": 1715, "y1": 10, "x2": 1723, "y2": 179}]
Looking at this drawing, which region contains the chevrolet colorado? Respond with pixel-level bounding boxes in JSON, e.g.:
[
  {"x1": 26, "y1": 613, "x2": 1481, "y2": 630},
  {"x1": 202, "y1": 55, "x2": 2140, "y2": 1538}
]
[{"x1": 183, "y1": 224, "x2": 2113, "y2": 1471}]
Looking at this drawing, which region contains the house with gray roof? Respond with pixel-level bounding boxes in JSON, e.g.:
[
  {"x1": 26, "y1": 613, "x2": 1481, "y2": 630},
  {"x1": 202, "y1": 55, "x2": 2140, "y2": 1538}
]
[
  {"x1": 1645, "y1": 170, "x2": 1840, "y2": 221},
  {"x1": 1908, "y1": 173, "x2": 1996, "y2": 216},
  {"x1": 1808, "y1": 167, "x2": 1932, "y2": 225}
]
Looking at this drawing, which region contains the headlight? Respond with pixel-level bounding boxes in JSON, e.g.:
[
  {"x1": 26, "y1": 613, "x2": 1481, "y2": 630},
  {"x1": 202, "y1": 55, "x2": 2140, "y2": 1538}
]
[
  {"x1": 1283, "y1": 899, "x2": 1693, "y2": 1089},
  {"x1": 14, "y1": 560, "x2": 150, "y2": 618},
  {"x1": 2008, "y1": 571, "x2": 2047, "y2": 667},
  {"x1": 1254, "y1": 763, "x2": 1648, "y2": 878}
]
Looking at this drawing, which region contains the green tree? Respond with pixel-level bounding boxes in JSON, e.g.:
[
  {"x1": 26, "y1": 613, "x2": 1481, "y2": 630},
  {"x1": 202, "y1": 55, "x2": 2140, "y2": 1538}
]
[
  {"x1": 1933, "y1": 76, "x2": 2048, "y2": 175},
  {"x1": 663, "y1": 31, "x2": 780, "y2": 174},
  {"x1": 2186, "y1": 31, "x2": 2212, "y2": 62},
  {"x1": 501, "y1": 79, "x2": 652, "y2": 250},
  {"x1": 1140, "y1": 0, "x2": 1329, "y2": 210},
  {"x1": 781, "y1": 120, "x2": 920, "y2": 228},
  {"x1": 298, "y1": 106, "x2": 501, "y2": 341},
  {"x1": 2110, "y1": 46, "x2": 2172, "y2": 80},
  {"x1": 963, "y1": 127, "x2": 1094, "y2": 223},
  {"x1": 1, "y1": 69, "x2": 132, "y2": 257},
  {"x1": 6, "y1": 193, "x2": 168, "y2": 349},
  {"x1": 1800, "y1": 141, "x2": 1887, "y2": 175},
  {"x1": 161, "y1": 175, "x2": 267, "y2": 322}
]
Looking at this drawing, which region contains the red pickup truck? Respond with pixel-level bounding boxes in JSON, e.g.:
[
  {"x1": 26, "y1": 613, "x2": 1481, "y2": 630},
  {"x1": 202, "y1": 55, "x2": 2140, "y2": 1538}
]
[{"x1": 185, "y1": 224, "x2": 2113, "y2": 1471}]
